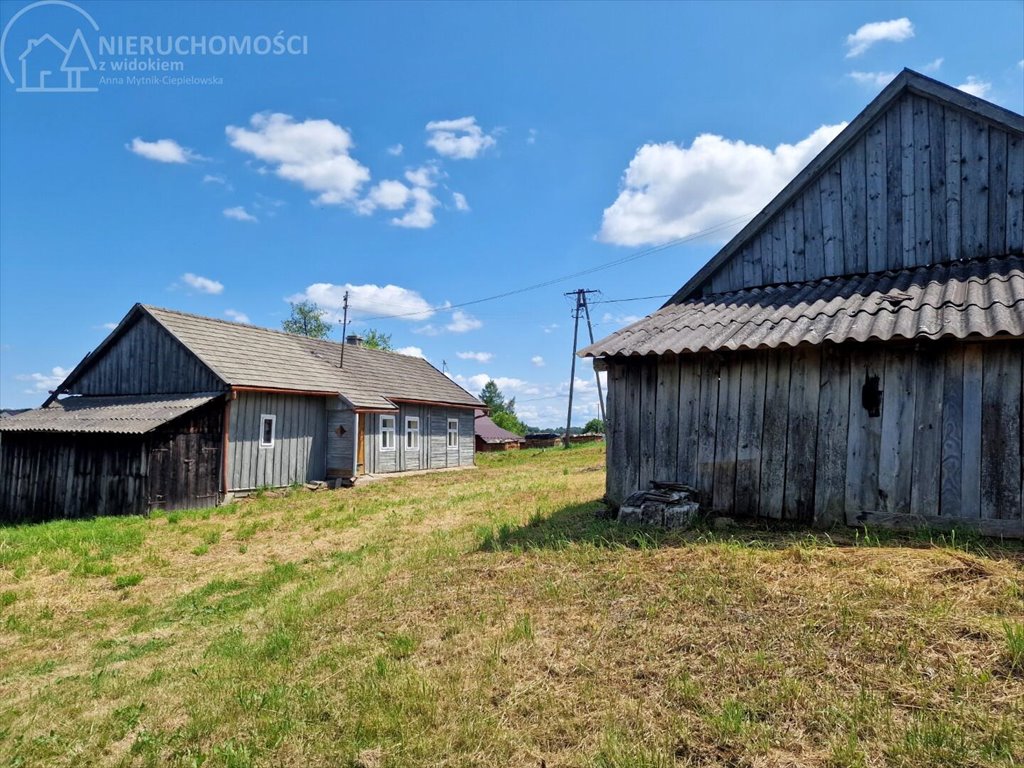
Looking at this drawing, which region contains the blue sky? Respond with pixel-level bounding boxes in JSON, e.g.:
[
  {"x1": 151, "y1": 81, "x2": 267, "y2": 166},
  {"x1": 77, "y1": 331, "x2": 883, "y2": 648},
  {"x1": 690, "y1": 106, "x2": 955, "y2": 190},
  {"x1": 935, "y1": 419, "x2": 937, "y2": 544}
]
[{"x1": 1, "y1": 0, "x2": 1022, "y2": 424}]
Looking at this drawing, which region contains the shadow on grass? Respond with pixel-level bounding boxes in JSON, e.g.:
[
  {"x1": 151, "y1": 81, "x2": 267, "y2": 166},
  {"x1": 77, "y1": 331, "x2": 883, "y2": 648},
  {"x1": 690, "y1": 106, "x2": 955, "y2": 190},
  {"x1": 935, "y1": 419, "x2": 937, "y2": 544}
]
[{"x1": 479, "y1": 499, "x2": 1024, "y2": 561}]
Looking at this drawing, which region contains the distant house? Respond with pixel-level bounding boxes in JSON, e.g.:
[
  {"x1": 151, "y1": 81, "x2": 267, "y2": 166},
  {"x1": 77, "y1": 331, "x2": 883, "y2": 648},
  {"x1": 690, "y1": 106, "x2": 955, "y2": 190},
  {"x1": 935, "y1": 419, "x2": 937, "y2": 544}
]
[
  {"x1": 474, "y1": 410, "x2": 524, "y2": 452},
  {"x1": 0, "y1": 305, "x2": 482, "y2": 522},
  {"x1": 582, "y1": 70, "x2": 1023, "y2": 538}
]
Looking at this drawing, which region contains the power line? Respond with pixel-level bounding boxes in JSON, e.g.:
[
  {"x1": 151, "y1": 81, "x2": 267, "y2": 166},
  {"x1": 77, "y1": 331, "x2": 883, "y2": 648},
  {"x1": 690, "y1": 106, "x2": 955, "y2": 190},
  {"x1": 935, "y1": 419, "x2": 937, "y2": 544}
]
[
  {"x1": 355, "y1": 213, "x2": 752, "y2": 322},
  {"x1": 592, "y1": 293, "x2": 673, "y2": 305}
]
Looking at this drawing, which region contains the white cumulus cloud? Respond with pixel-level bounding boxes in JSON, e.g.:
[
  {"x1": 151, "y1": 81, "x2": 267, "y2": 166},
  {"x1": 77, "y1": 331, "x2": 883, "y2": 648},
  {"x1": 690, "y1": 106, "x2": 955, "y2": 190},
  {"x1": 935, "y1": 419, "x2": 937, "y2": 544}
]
[
  {"x1": 848, "y1": 71, "x2": 897, "y2": 88},
  {"x1": 127, "y1": 137, "x2": 203, "y2": 164},
  {"x1": 395, "y1": 346, "x2": 426, "y2": 358},
  {"x1": 17, "y1": 366, "x2": 69, "y2": 393},
  {"x1": 957, "y1": 76, "x2": 992, "y2": 98},
  {"x1": 446, "y1": 310, "x2": 482, "y2": 333},
  {"x1": 845, "y1": 18, "x2": 914, "y2": 58},
  {"x1": 226, "y1": 112, "x2": 370, "y2": 205},
  {"x1": 357, "y1": 165, "x2": 441, "y2": 229},
  {"x1": 457, "y1": 351, "x2": 493, "y2": 363},
  {"x1": 224, "y1": 309, "x2": 250, "y2": 324},
  {"x1": 182, "y1": 273, "x2": 224, "y2": 295},
  {"x1": 223, "y1": 205, "x2": 258, "y2": 223},
  {"x1": 290, "y1": 283, "x2": 435, "y2": 322},
  {"x1": 458, "y1": 373, "x2": 528, "y2": 394},
  {"x1": 425, "y1": 116, "x2": 497, "y2": 159},
  {"x1": 387, "y1": 143, "x2": 404, "y2": 156},
  {"x1": 531, "y1": 355, "x2": 545, "y2": 367},
  {"x1": 392, "y1": 187, "x2": 439, "y2": 229},
  {"x1": 598, "y1": 122, "x2": 846, "y2": 246},
  {"x1": 921, "y1": 57, "x2": 944, "y2": 73},
  {"x1": 452, "y1": 192, "x2": 470, "y2": 211}
]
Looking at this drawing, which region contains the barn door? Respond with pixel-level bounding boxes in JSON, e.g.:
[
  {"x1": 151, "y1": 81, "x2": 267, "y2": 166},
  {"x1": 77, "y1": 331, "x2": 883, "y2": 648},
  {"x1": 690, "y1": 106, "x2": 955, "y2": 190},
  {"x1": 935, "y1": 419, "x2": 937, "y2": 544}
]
[{"x1": 148, "y1": 446, "x2": 170, "y2": 510}]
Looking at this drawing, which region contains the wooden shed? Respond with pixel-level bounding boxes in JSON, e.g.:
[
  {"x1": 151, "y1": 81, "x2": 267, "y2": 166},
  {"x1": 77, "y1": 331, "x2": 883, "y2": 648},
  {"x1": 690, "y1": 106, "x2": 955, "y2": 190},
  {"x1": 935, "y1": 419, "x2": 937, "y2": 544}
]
[
  {"x1": 1, "y1": 305, "x2": 481, "y2": 522},
  {"x1": 474, "y1": 410, "x2": 525, "y2": 452},
  {"x1": 582, "y1": 70, "x2": 1024, "y2": 537}
]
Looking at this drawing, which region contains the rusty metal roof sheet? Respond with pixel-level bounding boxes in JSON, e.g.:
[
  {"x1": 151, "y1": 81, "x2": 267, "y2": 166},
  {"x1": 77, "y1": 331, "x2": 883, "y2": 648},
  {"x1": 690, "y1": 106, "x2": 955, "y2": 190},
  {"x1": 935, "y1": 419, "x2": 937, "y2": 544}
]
[
  {"x1": 0, "y1": 393, "x2": 221, "y2": 434},
  {"x1": 581, "y1": 255, "x2": 1024, "y2": 357}
]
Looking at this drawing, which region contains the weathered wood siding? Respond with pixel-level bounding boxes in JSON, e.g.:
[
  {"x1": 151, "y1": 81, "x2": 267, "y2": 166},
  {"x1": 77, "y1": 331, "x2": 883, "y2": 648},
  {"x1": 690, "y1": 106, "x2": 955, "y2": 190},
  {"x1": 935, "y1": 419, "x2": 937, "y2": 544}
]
[
  {"x1": 703, "y1": 95, "x2": 1024, "y2": 295},
  {"x1": 71, "y1": 314, "x2": 225, "y2": 395},
  {"x1": 0, "y1": 434, "x2": 149, "y2": 522},
  {"x1": 0, "y1": 402, "x2": 224, "y2": 523},
  {"x1": 326, "y1": 398, "x2": 357, "y2": 479},
  {"x1": 147, "y1": 401, "x2": 223, "y2": 510},
  {"x1": 363, "y1": 406, "x2": 474, "y2": 474},
  {"x1": 226, "y1": 392, "x2": 326, "y2": 490},
  {"x1": 605, "y1": 339, "x2": 1023, "y2": 537}
]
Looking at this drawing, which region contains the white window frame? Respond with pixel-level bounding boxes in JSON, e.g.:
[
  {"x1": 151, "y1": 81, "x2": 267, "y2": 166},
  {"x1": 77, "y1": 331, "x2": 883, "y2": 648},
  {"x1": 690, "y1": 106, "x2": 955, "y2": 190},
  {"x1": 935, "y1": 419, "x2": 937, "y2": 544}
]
[
  {"x1": 259, "y1": 414, "x2": 276, "y2": 448},
  {"x1": 447, "y1": 418, "x2": 460, "y2": 450},
  {"x1": 405, "y1": 416, "x2": 420, "y2": 451},
  {"x1": 380, "y1": 415, "x2": 396, "y2": 452}
]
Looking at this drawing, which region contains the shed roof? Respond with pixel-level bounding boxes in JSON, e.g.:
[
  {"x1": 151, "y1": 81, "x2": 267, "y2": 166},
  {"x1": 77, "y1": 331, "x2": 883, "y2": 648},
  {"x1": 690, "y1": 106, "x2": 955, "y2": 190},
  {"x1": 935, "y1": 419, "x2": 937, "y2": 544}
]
[
  {"x1": 474, "y1": 410, "x2": 525, "y2": 443},
  {"x1": 580, "y1": 255, "x2": 1024, "y2": 357},
  {"x1": 57, "y1": 306, "x2": 482, "y2": 411},
  {"x1": 0, "y1": 393, "x2": 221, "y2": 434}
]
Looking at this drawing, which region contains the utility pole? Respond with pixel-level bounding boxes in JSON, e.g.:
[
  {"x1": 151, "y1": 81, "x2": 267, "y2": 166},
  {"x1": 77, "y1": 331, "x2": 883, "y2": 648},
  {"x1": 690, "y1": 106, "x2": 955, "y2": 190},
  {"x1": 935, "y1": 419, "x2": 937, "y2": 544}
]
[
  {"x1": 580, "y1": 293, "x2": 605, "y2": 424},
  {"x1": 563, "y1": 288, "x2": 600, "y2": 447},
  {"x1": 339, "y1": 290, "x2": 349, "y2": 369}
]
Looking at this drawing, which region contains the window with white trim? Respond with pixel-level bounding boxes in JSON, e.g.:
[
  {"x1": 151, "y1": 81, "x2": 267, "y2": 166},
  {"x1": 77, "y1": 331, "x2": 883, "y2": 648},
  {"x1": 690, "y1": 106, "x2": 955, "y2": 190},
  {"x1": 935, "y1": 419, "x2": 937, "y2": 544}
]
[
  {"x1": 380, "y1": 415, "x2": 396, "y2": 451},
  {"x1": 405, "y1": 416, "x2": 420, "y2": 450},
  {"x1": 447, "y1": 418, "x2": 459, "y2": 450},
  {"x1": 259, "y1": 414, "x2": 276, "y2": 448}
]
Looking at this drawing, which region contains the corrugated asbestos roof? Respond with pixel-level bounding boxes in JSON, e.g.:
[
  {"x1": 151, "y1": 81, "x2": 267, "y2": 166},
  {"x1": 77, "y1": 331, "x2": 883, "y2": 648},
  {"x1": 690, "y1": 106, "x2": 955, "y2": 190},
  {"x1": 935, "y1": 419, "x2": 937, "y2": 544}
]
[
  {"x1": 0, "y1": 393, "x2": 221, "y2": 434},
  {"x1": 581, "y1": 255, "x2": 1024, "y2": 357},
  {"x1": 474, "y1": 410, "x2": 525, "y2": 443},
  {"x1": 141, "y1": 307, "x2": 482, "y2": 410}
]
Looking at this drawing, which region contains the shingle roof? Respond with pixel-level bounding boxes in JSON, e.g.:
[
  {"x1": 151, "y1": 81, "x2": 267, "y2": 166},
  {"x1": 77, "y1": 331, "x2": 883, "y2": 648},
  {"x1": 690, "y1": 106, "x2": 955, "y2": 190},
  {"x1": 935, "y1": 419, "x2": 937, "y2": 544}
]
[
  {"x1": 143, "y1": 306, "x2": 481, "y2": 410},
  {"x1": 581, "y1": 255, "x2": 1024, "y2": 357},
  {"x1": 474, "y1": 410, "x2": 525, "y2": 443},
  {"x1": 0, "y1": 393, "x2": 221, "y2": 434}
]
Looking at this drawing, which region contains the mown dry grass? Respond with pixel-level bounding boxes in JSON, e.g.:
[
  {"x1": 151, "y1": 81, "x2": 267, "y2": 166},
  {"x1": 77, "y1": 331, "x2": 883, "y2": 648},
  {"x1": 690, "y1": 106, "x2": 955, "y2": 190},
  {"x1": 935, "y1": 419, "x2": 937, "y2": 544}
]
[{"x1": 1, "y1": 443, "x2": 1022, "y2": 767}]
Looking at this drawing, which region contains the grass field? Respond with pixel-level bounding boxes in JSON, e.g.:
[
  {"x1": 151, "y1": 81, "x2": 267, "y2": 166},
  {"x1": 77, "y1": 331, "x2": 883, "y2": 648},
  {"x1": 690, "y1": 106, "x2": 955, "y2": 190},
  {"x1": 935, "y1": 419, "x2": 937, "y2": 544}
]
[{"x1": 1, "y1": 443, "x2": 1022, "y2": 767}]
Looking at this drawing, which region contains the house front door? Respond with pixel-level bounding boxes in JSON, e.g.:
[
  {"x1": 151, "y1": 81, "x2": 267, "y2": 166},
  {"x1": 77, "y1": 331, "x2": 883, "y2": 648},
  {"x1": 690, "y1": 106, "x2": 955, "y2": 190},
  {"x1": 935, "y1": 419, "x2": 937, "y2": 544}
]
[{"x1": 357, "y1": 414, "x2": 365, "y2": 474}]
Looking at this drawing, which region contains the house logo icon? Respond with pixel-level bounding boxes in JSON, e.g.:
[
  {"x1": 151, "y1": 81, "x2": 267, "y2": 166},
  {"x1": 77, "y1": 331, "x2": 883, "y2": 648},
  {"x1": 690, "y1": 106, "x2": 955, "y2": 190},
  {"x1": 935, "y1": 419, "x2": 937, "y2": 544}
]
[{"x1": 1, "y1": 0, "x2": 100, "y2": 93}]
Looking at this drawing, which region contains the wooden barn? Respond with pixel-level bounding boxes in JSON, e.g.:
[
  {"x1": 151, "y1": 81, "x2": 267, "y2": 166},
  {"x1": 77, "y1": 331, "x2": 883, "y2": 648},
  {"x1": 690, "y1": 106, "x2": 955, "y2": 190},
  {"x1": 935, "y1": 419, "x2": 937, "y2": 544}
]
[
  {"x1": 582, "y1": 70, "x2": 1024, "y2": 537},
  {"x1": 0, "y1": 305, "x2": 481, "y2": 522}
]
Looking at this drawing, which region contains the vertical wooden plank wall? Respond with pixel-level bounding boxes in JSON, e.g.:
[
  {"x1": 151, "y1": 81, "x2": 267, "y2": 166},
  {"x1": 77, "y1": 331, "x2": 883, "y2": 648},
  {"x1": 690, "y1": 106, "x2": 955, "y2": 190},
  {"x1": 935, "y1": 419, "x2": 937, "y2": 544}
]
[
  {"x1": 697, "y1": 95, "x2": 1023, "y2": 294},
  {"x1": 227, "y1": 392, "x2": 327, "y2": 490},
  {"x1": 361, "y1": 406, "x2": 473, "y2": 475},
  {"x1": 0, "y1": 434, "x2": 148, "y2": 522},
  {"x1": 604, "y1": 341, "x2": 1023, "y2": 537},
  {"x1": 72, "y1": 314, "x2": 225, "y2": 396}
]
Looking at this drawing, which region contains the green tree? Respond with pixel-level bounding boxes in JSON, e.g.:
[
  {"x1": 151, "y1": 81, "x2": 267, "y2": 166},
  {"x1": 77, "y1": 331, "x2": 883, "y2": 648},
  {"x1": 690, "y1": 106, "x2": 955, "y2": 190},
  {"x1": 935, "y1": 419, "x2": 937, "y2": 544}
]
[
  {"x1": 282, "y1": 301, "x2": 332, "y2": 339},
  {"x1": 479, "y1": 379, "x2": 527, "y2": 435},
  {"x1": 492, "y1": 410, "x2": 527, "y2": 436},
  {"x1": 361, "y1": 328, "x2": 393, "y2": 351},
  {"x1": 582, "y1": 418, "x2": 605, "y2": 434}
]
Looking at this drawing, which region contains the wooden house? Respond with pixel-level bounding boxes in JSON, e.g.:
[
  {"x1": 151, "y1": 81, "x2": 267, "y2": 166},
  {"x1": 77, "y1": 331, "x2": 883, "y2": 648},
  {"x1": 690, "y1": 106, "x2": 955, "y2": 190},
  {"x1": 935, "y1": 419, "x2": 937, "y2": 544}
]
[
  {"x1": 582, "y1": 70, "x2": 1024, "y2": 537},
  {"x1": 0, "y1": 304, "x2": 481, "y2": 522}
]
